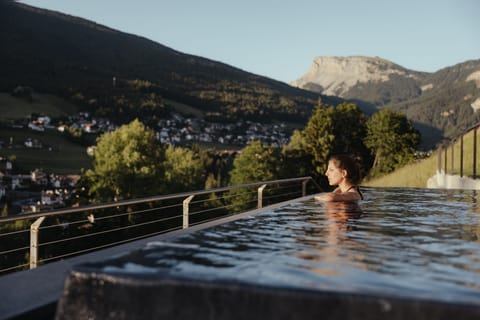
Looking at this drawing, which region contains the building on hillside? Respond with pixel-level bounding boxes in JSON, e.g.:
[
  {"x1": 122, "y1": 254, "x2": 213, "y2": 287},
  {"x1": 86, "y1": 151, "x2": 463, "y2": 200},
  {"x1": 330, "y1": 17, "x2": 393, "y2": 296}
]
[
  {"x1": 31, "y1": 169, "x2": 48, "y2": 186},
  {"x1": 41, "y1": 190, "x2": 65, "y2": 206},
  {"x1": 86, "y1": 146, "x2": 96, "y2": 156},
  {"x1": 0, "y1": 184, "x2": 5, "y2": 200},
  {"x1": 10, "y1": 175, "x2": 23, "y2": 190},
  {"x1": 50, "y1": 174, "x2": 81, "y2": 188},
  {"x1": 0, "y1": 159, "x2": 12, "y2": 174},
  {"x1": 21, "y1": 202, "x2": 54, "y2": 214},
  {"x1": 24, "y1": 138, "x2": 43, "y2": 148}
]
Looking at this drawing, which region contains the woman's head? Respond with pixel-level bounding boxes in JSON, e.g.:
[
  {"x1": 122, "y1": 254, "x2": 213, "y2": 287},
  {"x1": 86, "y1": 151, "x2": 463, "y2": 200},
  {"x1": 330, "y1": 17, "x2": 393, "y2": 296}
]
[{"x1": 326, "y1": 154, "x2": 362, "y2": 185}]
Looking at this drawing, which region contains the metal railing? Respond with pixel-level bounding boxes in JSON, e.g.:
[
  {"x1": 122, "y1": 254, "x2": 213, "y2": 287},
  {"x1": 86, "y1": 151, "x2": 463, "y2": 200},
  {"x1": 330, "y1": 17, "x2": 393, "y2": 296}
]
[
  {"x1": 437, "y1": 124, "x2": 480, "y2": 178},
  {"x1": 0, "y1": 176, "x2": 316, "y2": 274}
]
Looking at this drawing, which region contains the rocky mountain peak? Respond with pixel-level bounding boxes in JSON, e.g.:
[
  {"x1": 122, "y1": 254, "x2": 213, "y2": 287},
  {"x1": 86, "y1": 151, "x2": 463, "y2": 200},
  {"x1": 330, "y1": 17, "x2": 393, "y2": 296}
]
[{"x1": 290, "y1": 56, "x2": 418, "y2": 97}]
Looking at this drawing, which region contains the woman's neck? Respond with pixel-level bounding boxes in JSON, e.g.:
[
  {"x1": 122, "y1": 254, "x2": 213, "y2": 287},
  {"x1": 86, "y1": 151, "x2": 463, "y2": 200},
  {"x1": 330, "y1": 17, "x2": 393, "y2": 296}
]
[{"x1": 338, "y1": 181, "x2": 354, "y2": 193}]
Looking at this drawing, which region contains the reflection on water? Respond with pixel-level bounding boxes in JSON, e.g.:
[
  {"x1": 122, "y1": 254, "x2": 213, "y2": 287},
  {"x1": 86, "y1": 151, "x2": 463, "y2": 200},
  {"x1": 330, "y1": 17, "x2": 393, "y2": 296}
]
[
  {"x1": 297, "y1": 201, "x2": 365, "y2": 277},
  {"x1": 94, "y1": 187, "x2": 480, "y2": 304}
]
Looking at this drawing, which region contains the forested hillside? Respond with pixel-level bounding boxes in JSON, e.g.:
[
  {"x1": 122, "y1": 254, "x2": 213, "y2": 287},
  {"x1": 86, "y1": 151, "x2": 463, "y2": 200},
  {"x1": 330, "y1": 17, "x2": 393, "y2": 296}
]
[
  {"x1": 392, "y1": 60, "x2": 480, "y2": 141},
  {"x1": 0, "y1": 1, "x2": 340, "y2": 126}
]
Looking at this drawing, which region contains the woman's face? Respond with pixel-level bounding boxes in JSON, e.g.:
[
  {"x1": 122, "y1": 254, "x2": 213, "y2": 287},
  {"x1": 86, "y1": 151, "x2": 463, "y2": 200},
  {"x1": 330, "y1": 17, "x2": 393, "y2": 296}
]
[{"x1": 325, "y1": 160, "x2": 346, "y2": 186}]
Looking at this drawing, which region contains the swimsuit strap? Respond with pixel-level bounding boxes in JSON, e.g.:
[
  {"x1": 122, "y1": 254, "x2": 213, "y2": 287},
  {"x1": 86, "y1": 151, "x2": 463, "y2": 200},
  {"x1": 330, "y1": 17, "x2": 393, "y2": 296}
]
[
  {"x1": 345, "y1": 186, "x2": 364, "y2": 200},
  {"x1": 345, "y1": 186, "x2": 356, "y2": 192}
]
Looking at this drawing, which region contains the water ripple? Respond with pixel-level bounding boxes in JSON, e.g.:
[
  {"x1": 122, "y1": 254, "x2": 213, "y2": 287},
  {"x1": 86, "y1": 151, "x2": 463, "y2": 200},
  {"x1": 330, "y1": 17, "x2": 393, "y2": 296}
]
[{"x1": 93, "y1": 187, "x2": 480, "y2": 305}]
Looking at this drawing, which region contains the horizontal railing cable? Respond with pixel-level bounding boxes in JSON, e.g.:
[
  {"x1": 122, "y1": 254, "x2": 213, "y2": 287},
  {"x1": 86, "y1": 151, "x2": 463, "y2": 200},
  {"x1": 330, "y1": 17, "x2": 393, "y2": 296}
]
[
  {"x1": 38, "y1": 203, "x2": 184, "y2": 231},
  {"x1": 0, "y1": 262, "x2": 30, "y2": 274},
  {"x1": 0, "y1": 177, "x2": 313, "y2": 223},
  {"x1": 0, "y1": 245, "x2": 30, "y2": 256},
  {"x1": 39, "y1": 214, "x2": 183, "y2": 248},
  {"x1": 0, "y1": 228, "x2": 30, "y2": 237},
  {"x1": 38, "y1": 225, "x2": 182, "y2": 265},
  {"x1": 0, "y1": 176, "x2": 316, "y2": 274}
]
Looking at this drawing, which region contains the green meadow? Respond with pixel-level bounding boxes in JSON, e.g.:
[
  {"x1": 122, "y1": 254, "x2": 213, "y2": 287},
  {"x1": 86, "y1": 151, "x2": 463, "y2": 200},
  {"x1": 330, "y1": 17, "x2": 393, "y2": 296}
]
[
  {"x1": 0, "y1": 93, "x2": 91, "y2": 174},
  {"x1": 0, "y1": 92, "x2": 79, "y2": 120},
  {"x1": 0, "y1": 128, "x2": 92, "y2": 174},
  {"x1": 363, "y1": 129, "x2": 479, "y2": 188}
]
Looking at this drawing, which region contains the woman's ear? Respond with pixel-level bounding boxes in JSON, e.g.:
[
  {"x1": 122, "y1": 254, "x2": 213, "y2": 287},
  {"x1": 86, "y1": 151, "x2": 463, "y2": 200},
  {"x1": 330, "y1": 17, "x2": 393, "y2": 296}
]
[{"x1": 342, "y1": 169, "x2": 348, "y2": 178}]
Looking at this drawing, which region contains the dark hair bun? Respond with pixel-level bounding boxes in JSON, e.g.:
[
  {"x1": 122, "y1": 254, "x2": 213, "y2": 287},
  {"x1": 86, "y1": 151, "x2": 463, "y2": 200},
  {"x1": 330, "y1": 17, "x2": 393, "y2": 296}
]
[{"x1": 329, "y1": 154, "x2": 364, "y2": 184}]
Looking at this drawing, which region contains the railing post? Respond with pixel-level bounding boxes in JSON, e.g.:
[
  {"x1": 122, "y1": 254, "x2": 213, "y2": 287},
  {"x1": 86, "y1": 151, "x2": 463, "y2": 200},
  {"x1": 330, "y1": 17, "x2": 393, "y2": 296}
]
[
  {"x1": 302, "y1": 180, "x2": 308, "y2": 197},
  {"x1": 474, "y1": 127, "x2": 477, "y2": 179},
  {"x1": 460, "y1": 134, "x2": 464, "y2": 177},
  {"x1": 437, "y1": 146, "x2": 442, "y2": 173},
  {"x1": 183, "y1": 195, "x2": 194, "y2": 229},
  {"x1": 30, "y1": 216, "x2": 45, "y2": 269},
  {"x1": 451, "y1": 141, "x2": 455, "y2": 175},
  {"x1": 257, "y1": 184, "x2": 267, "y2": 209},
  {"x1": 444, "y1": 146, "x2": 447, "y2": 174}
]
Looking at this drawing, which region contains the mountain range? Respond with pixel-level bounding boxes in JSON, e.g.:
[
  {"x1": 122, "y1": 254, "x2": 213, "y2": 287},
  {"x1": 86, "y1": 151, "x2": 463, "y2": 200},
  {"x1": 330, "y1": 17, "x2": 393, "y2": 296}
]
[
  {"x1": 291, "y1": 56, "x2": 480, "y2": 146},
  {"x1": 1, "y1": 1, "x2": 479, "y2": 149}
]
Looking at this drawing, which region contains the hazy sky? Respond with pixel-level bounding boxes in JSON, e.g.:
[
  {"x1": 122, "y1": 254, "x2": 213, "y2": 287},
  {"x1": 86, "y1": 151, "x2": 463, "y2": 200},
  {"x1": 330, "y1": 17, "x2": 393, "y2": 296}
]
[{"x1": 19, "y1": 0, "x2": 480, "y2": 83}]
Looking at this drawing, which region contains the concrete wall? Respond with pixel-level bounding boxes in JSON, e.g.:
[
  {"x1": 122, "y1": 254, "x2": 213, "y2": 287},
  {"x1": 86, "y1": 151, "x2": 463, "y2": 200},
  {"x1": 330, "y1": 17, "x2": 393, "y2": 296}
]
[{"x1": 427, "y1": 171, "x2": 480, "y2": 190}]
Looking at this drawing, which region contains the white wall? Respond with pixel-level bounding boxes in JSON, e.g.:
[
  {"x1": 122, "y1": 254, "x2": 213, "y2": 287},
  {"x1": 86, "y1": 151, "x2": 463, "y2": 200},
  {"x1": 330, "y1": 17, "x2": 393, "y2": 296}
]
[{"x1": 427, "y1": 170, "x2": 480, "y2": 190}]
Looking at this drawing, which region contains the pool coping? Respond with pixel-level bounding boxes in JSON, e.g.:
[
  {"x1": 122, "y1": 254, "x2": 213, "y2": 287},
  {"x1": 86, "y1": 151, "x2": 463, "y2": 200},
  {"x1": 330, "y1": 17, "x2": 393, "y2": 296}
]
[{"x1": 56, "y1": 269, "x2": 480, "y2": 320}]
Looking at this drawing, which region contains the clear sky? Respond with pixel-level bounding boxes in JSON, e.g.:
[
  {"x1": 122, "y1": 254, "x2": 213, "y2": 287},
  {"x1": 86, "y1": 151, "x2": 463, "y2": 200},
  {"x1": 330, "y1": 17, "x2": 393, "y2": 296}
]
[{"x1": 18, "y1": 0, "x2": 480, "y2": 83}]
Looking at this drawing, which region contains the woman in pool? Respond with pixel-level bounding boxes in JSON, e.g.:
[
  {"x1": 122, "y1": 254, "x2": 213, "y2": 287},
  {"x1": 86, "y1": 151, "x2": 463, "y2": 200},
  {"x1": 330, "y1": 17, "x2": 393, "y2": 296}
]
[{"x1": 314, "y1": 154, "x2": 363, "y2": 202}]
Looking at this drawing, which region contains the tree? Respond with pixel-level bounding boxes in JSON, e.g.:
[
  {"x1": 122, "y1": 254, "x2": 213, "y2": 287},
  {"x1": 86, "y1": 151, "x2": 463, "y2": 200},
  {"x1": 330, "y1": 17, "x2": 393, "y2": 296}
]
[
  {"x1": 302, "y1": 100, "x2": 368, "y2": 176},
  {"x1": 228, "y1": 140, "x2": 280, "y2": 211},
  {"x1": 303, "y1": 100, "x2": 336, "y2": 174},
  {"x1": 1, "y1": 203, "x2": 8, "y2": 217},
  {"x1": 198, "y1": 148, "x2": 234, "y2": 189},
  {"x1": 229, "y1": 140, "x2": 279, "y2": 185},
  {"x1": 331, "y1": 103, "x2": 368, "y2": 156},
  {"x1": 365, "y1": 108, "x2": 420, "y2": 177},
  {"x1": 85, "y1": 119, "x2": 164, "y2": 202},
  {"x1": 281, "y1": 129, "x2": 315, "y2": 179},
  {"x1": 163, "y1": 145, "x2": 205, "y2": 194}
]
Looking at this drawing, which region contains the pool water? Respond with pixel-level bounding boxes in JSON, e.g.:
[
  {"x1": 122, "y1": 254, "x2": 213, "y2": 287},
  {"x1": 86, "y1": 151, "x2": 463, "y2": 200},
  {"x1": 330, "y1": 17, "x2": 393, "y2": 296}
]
[{"x1": 90, "y1": 187, "x2": 480, "y2": 305}]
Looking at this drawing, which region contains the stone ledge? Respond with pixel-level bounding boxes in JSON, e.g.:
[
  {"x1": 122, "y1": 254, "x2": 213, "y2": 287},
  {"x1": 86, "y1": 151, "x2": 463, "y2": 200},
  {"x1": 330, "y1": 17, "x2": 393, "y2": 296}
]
[{"x1": 56, "y1": 269, "x2": 480, "y2": 320}]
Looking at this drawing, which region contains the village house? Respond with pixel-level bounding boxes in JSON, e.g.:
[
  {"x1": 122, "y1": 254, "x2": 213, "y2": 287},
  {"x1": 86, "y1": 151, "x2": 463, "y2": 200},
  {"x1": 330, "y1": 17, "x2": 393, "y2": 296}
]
[
  {"x1": 27, "y1": 115, "x2": 52, "y2": 131},
  {"x1": 0, "y1": 183, "x2": 5, "y2": 200},
  {"x1": 41, "y1": 190, "x2": 65, "y2": 206},
  {"x1": 8, "y1": 174, "x2": 30, "y2": 190},
  {"x1": 21, "y1": 202, "x2": 54, "y2": 214},
  {"x1": 81, "y1": 122, "x2": 98, "y2": 133},
  {"x1": 0, "y1": 158, "x2": 12, "y2": 173},
  {"x1": 27, "y1": 122, "x2": 45, "y2": 132},
  {"x1": 49, "y1": 174, "x2": 81, "y2": 189},
  {"x1": 31, "y1": 169, "x2": 48, "y2": 186},
  {"x1": 24, "y1": 138, "x2": 43, "y2": 148},
  {"x1": 86, "y1": 146, "x2": 96, "y2": 156}
]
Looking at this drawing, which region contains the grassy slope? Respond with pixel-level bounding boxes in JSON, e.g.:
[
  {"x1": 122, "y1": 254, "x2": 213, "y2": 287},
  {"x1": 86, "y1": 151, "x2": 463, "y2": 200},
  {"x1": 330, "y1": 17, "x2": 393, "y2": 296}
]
[
  {"x1": 363, "y1": 129, "x2": 478, "y2": 188},
  {"x1": 0, "y1": 128, "x2": 92, "y2": 174},
  {"x1": 0, "y1": 93, "x2": 79, "y2": 120},
  {"x1": 0, "y1": 93, "x2": 91, "y2": 174}
]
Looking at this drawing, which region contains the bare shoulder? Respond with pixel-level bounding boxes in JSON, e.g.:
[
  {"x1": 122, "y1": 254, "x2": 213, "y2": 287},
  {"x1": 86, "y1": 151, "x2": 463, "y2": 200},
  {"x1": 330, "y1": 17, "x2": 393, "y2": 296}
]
[
  {"x1": 314, "y1": 193, "x2": 334, "y2": 201},
  {"x1": 314, "y1": 190, "x2": 361, "y2": 202}
]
